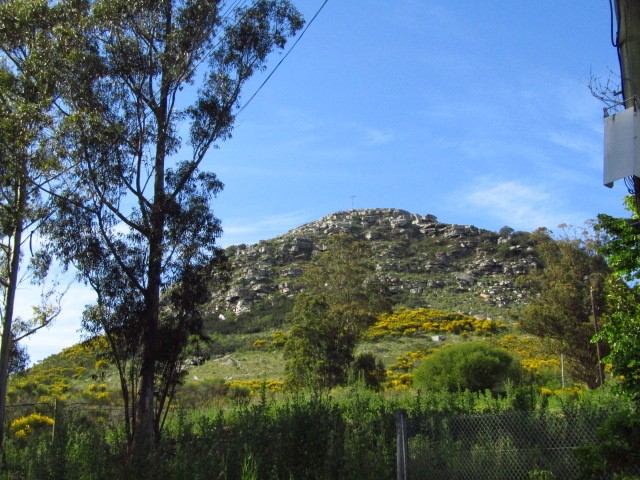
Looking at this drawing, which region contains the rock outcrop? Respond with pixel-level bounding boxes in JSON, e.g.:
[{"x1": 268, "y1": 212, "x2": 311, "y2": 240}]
[{"x1": 208, "y1": 209, "x2": 539, "y2": 318}]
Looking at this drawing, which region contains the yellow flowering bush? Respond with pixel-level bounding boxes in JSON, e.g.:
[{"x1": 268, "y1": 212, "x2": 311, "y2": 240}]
[
  {"x1": 497, "y1": 334, "x2": 539, "y2": 358},
  {"x1": 520, "y1": 358, "x2": 560, "y2": 373},
  {"x1": 226, "y1": 379, "x2": 284, "y2": 396},
  {"x1": 553, "y1": 385, "x2": 587, "y2": 398},
  {"x1": 93, "y1": 391, "x2": 110, "y2": 402},
  {"x1": 82, "y1": 383, "x2": 111, "y2": 403},
  {"x1": 8, "y1": 335, "x2": 111, "y2": 404},
  {"x1": 368, "y1": 307, "x2": 506, "y2": 339},
  {"x1": 94, "y1": 358, "x2": 109, "y2": 370},
  {"x1": 10, "y1": 413, "x2": 54, "y2": 439},
  {"x1": 270, "y1": 331, "x2": 287, "y2": 348},
  {"x1": 497, "y1": 335, "x2": 559, "y2": 376},
  {"x1": 59, "y1": 337, "x2": 106, "y2": 361},
  {"x1": 380, "y1": 349, "x2": 429, "y2": 391},
  {"x1": 384, "y1": 373, "x2": 414, "y2": 391},
  {"x1": 389, "y1": 350, "x2": 428, "y2": 372},
  {"x1": 252, "y1": 331, "x2": 288, "y2": 350},
  {"x1": 540, "y1": 387, "x2": 554, "y2": 397}
]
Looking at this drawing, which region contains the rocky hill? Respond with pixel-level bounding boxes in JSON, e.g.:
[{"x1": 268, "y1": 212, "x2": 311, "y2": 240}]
[
  {"x1": 11, "y1": 208, "x2": 545, "y2": 405},
  {"x1": 207, "y1": 208, "x2": 540, "y2": 323}
]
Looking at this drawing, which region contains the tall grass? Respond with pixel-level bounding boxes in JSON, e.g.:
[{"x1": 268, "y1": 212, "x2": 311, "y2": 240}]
[{"x1": 1, "y1": 386, "x2": 634, "y2": 480}]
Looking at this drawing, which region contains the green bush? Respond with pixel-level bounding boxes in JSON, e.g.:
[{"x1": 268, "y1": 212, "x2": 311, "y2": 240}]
[
  {"x1": 413, "y1": 342, "x2": 521, "y2": 393},
  {"x1": 351, "y1": 353, "x2": 386, "y2": 390},
  {"x1": 576, "y1": 409, "x2": 640, "y2": 477}
]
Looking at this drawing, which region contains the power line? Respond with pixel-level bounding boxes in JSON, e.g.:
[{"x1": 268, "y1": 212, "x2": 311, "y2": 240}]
[
  {"x1": 220, "y1": 0, "x2": 249, "y2": 22},
  {"x1": 609, "y1": 0, "x2": 619, "y2": 48},
  {"x1": 237, "y1": 0, "x2": 330, "y2": 115},
  {"x1": 210, "y1": 0, "x2": 262, "y2": 55}
]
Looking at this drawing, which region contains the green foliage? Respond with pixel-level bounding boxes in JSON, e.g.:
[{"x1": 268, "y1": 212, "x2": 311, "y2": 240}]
[
  {"x1": 495, "y1": 230, "x2": 537, "y2": 260},
  {"x1": 35, "y1": 0, "x2": 304, "y2": 452},
  {"x1": 528, "y1": 470, "x2": 556, "y2": 480},
  {"x1": 9, "y1": 341, "x2": 29, "y2": 374},
  {"x1": 596, "y1": 197, "x2": 640, "y2": 401},
  {"x1": 0, "y1": 0, "x2": 74, "y2": 450},
  {"x1": 597, "y1": 277, "x2": 640, "y2": 398},
  {"x1": 576, "y1": 408, "x2": 640, "y2": 477},
  {"x1": 414, "y1": 342, "x2": 521, "y2": 393},
  {"x1": 206, "y1": 294, "x2": 294, "y2": 336},
  {"x1": 597, "y1": 196, "x2": 640, "y2": 283},
  {"x1": 285, "y1": 293, "x2": 363, "y2": 388},
  {"x1": 1, "y1": 387, "x2": 635, "y2": 479},
  {"x1": 285, "y1": 234, "x2": 392, "y2": 389},
  {"x1": 238, "y1": 293, "x2": 294, "y2": 332},
  {"x1": 351, "y1": 353, "x2": 386, "y2": 391},
  {"x1": 517, "y1": 230, "x2": 609, "y2": 388},
  {"x1": 8, "y1": 338, "x2": 110, "y2": 404}
]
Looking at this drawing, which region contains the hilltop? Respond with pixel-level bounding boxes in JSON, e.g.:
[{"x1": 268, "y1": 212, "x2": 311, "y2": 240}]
[{"x1": 207, "y1": 208, "x2": 539, "y2": 321}]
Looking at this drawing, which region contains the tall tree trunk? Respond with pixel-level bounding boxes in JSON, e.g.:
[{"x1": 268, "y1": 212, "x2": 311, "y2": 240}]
[
  {"x1": 0, "y1": 161, "x2": 27, "y2": 465},
  {"x1": 132, "y1": 1, "x2": 171, "y2": 454},
  {"x1": 132, "y1": 169, "x2": 166, "y2": 458}
]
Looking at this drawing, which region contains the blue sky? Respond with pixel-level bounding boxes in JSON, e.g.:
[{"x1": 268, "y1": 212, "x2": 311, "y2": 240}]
[
  {"x1": 213, "y1": 0, "x2": 628, "y2": 246},
  {"x1": 22, "y1": 0, "x2": 629, "y2": 362}
]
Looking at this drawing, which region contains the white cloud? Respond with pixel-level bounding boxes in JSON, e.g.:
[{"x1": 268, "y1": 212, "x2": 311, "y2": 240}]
[
  {"x1": 220, "y1": 210, "x2": 313, "y2": 247},
  {"x1": 358, "y1": 126, "x2": 396, "y2": 146},
  {"x1": 547, "y1": 131, "x2": 599, "y2": 155},
  {"x1": 456, "y1": 178, "x2": 584, "y2": 232}
]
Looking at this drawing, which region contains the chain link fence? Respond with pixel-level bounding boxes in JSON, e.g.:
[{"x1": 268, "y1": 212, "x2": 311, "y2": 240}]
[
  {"x1": 397, "y1": 409, "x2": 627, "y2": 480},
  {"x1": 3, "y1": 401, "x2": 637, "y2": 479}
]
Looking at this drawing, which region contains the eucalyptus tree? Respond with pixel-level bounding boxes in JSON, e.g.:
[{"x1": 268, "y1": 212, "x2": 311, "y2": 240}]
[
  {"x1": 0, "y1": 0, "x2": 73, "y2": 457},
  {"x1": 285, "y1": 234, "x2": 392, "y2": 389},
  {"x1": 44, "y1": 0, "x2": 303, "y2": 456},
  {"x1": 596, "y1": 196, "x2": 640, "y2": 400},
  {"x1": 517, "y1": 230, "x2": 609, "y2": 388}
]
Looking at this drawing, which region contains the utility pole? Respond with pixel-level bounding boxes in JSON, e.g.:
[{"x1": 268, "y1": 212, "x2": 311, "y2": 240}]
[
  {"x1": 590, "y1": 286, "x2": 605, "y2": 387},
  {"x1": 614, "y1": 1, "x2": 640, "y2": 204},
  {"x1": 614, "y1": 1, "x2": 640, "y2": 109}
]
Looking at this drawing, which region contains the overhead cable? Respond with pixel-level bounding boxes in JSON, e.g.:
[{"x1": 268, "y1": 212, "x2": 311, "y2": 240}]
[{"x1": 237, "y1": 0, "x2": 330, "y2": 115}]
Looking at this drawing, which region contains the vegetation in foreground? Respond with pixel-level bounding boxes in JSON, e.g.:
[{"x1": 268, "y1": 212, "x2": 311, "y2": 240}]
[
  {"x1": 3, "y1": 384, "x2": 638, "y2": 480},
  {"x1": 5, "y1": 219, "x2": 640, "y2": 479}
]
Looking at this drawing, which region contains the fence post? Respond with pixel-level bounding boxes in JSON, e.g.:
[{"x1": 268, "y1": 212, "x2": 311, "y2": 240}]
[
  {"x1": 396, "y1": 409, "x2": 409, "y2": 480},
  {"x1": 52, "y1": 399, "x2": 61, "y2": 443}
]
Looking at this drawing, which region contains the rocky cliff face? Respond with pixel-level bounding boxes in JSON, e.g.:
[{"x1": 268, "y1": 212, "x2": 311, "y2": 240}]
[{"x1": 209, "y1": 208, "x2": 539, "y2": 320}]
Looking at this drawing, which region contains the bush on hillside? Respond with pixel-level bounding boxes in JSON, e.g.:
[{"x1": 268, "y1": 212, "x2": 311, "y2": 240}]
[
  {"x1": 413, "y1": 342, "x2": 521, "y2": 393},
  {"x1": 368, "y1": 307, "x2": 506, "y2": 340}
]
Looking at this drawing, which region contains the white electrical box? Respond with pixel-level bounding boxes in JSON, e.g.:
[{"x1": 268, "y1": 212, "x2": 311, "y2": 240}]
[{"x1": 604, "y1": 106, "x2": 640, "y2": 187}]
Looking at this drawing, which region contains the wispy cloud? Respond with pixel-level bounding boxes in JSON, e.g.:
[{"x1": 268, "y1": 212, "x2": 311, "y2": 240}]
[
  {"x1": 547, "y1": 131, "x2": 599, "y2": 155},
  {"x1": 455, "y1": 178, "x2": 585, "y2": 232},
  {"x1": 344, "y1": 124, "x2": 396, "y2": 147},
  {"x1": 220, "y1": 210, "x2": 313, "y2": 247}
]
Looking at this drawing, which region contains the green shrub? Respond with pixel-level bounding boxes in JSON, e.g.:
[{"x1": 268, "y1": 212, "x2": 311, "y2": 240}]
[
  {"x1": 576, "y1": 409, "x2": 640, "y2": 477},
  {"x1": 413, "y1": 342, "x2": 521, "y2": 393},
  {"x1": 176, "y1": 378, "x2": 230, "y2": 406},
  {"x1": 351, "y1": 353, "x2": 387, "y2": 390}
]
